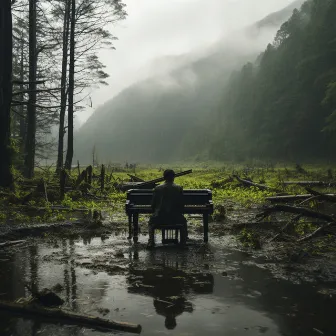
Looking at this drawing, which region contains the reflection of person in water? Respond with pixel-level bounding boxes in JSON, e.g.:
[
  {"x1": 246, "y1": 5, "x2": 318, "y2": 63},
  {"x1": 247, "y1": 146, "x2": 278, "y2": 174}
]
[
  {"x1": 165, "y1": 315, "x2": 177, "y2": 330},
  {"x1": 154, "y1": 296, "x2": 193, "y2": 330},
  {"x1": 127, "y1": 261, "x2": 214, "y2": 330}
]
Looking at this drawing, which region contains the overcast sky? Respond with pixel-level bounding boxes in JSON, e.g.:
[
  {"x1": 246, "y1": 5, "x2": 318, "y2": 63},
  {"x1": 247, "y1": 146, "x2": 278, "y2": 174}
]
[{"x1": 77, "y1": 0, "x2": 296, "y2": 125}]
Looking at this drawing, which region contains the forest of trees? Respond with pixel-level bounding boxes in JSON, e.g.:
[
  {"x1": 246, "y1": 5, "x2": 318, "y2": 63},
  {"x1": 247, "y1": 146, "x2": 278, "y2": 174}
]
[
  {"x1": 210, "y1": 0, "x2": 336, "y2": 162},
  {"x1": 1, "y1": 0, "x2": 335, "y2": 189},
  {"x1": 75, "y1": 0, "x2": 336, "y2": 164},
  {"x1": 0, "y1": 0, "x2": 126, "y2": 188}
]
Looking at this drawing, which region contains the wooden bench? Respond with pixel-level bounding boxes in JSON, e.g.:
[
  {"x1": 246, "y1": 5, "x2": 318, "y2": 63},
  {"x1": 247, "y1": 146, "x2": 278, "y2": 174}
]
[
  {"x1": 125, "y1": 189, "x2": 214, "y2": 244},
  {"x1": 153, "y1": 224, "x2": 186, "y2": 245}
]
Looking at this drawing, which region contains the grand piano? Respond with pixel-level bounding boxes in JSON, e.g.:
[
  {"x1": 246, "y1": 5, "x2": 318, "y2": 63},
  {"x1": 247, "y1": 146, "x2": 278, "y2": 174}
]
[{"x1": 125, "y1": 189, "x2": 214, "y2": 243}]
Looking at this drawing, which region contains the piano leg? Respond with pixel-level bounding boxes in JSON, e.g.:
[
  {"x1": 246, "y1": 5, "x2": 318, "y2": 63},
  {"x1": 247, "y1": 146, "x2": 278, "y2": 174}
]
[
  {"x1": 133, "y1": 213, "x2": 139, "y2": 244},
  {"x1": 127, "y1": 214, "x2": 132, "y2": 240},
  {"x1": 203, "y1": 213, "x2": 209, "y2": 243}
]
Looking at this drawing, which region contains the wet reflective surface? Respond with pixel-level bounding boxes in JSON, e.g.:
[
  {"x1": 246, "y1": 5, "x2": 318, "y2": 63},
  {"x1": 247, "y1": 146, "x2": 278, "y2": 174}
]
[{"x1": 0, "y1": 232, "x2": 336, "y2": 335}]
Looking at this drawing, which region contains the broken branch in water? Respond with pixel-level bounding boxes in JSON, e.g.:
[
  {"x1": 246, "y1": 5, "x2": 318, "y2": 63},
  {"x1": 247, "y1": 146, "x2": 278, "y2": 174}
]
[
  {"x1": 256, "y1": 204, "x2": 335, "y2": 223},
  {"x1": 0, "y1": 301, "x2": 142, "y2": 334},
  {"x1": 0, "y1": 240, "x2": 26, "y2": 249}
]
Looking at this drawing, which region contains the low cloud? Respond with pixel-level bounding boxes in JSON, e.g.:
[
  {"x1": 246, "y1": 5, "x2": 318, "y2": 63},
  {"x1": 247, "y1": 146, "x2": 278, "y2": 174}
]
[{"x1": 78, "y1": 0, "x2": 297, "y2": 124}]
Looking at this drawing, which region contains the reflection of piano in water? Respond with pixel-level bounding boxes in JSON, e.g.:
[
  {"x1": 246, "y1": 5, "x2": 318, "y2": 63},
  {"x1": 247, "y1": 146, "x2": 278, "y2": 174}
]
[{"x1": 127, "y1": 256, "x2": 214, "y2": 330}]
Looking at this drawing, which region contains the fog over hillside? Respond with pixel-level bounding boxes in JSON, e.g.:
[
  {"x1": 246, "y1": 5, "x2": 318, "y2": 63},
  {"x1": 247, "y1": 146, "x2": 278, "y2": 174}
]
[
  {"x1": 76, "y1": 0, "x2": 303, "y2": 124},
  {"x1": 75, "y1": 0, "x2": 306, "y2": 164}
]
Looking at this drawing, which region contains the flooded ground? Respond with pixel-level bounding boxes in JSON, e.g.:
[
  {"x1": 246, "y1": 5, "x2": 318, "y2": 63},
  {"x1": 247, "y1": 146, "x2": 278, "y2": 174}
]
[{"x1": 1, "y1": 231, "x2": 336, "y2": 336}]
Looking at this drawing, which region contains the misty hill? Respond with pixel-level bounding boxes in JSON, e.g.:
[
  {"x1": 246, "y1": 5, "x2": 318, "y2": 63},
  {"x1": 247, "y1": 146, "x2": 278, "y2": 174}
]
[
  {"x1": 255, "y1": 0, "x2": 305, "y2": 29},
  {"x1": 75, "y1": 0, "x2": 307, "y2": 164},
  {"x1": 210, "y1": 0, "x2": 336, "y2": 161}
]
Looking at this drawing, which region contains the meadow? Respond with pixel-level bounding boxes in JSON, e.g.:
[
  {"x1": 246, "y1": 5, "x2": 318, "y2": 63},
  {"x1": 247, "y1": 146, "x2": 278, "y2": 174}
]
[{"x1": 1, "y1": 162, "x2": 334, "y2": 227}]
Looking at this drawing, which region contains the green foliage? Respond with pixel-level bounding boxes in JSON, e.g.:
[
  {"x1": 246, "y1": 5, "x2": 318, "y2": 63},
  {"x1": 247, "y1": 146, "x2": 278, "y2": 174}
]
[
  {"x1": 294, "y1": 220, "x2": 317, "y2": 236},
  {"x1": 237, "y1": 228, "x2": 261, "y2": 249},
  {"x1": 1, "y1": 163, "x2": 335, "y2": 228},
  {"x1": 0, "y1": 212, "x2": 6, "y2": 222}
]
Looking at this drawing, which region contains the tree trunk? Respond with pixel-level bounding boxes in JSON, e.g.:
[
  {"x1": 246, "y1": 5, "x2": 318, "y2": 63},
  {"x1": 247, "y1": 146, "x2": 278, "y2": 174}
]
[
  {"x1": 257, "y1": 204, "x2": 335, "y2": 223},
  {"x1": 0, "y1": 0, "x2": 14, "y2": 188},
  {"x1": 0, "y1": 301, "x2": 142, "y2": 334},
  {"x1": 64, "y1": 0, "x2": 75, "y2": 171},
  {"x1": 19, "y1": 32, "x2": 26, "y2": 158},
  {"x1": 283, "y1": 181, "x2": 336, "y2": 187},
  {"x1": 0, "y1": 240, "x2": 26, "y2": 249},
  {"x1": 56, "y1": 0, "x2": 71, "y2": 173},
  {"x1": 233, "y1": 174, "x2": 278, "y2": 192},
  {"x1": 24, "y1": 0, "x2": 37, "y2": 178}
]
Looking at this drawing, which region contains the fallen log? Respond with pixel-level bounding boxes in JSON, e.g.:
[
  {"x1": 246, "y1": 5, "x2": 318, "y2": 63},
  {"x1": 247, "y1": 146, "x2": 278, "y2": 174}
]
[
  {"x1": 0, "y1": 240, "x2": 26, "y2": 249},
  {"x1": 268, "y1": 214, "x2": 302, "y2": 242},
  {"x1": 117, "y1": 181, "x2": 158, "y2": 192},
  {"x1": 118, "y1": 170, "x2": 193, "y2": 191},
  {"x1": 283, "y1": 181, "x2": 336, "y2": 187},
  {"x1": 233, "y1": 175, "x2": 277, "y2": 192},
  {"x1": 127, "y1": 174, "x2": 145, "y2": 182},
  {"x1": 305, "y1": 188, "x2": 336, "y2": 202},
  {"x1": 0, "y1": 301, "x2": 142, "y2": 334},
  {"x1": 266, "y1": 194, "x2": 313, "y2": 202},
  {"x1": 297, "y1": 222, "x2": 333, "y2": 242},
  {"x1": 0, "y1": 205, "x2": 88, "y2": 212},
  {"x1": 211, "y1": 176, "x2": 234, "y2": 188},
  {"x1": 266, "y1": 193, "x2": 336, "y2": 203},
  {"x1": 257, "y1": 204, "x2": 335, "y2": 223},
  {"x1": 136, "y1": 169, "x2": 193, "y2": 188},
  {"x1": 298, "y1": 196, "x2": 320, "y2": 206}
]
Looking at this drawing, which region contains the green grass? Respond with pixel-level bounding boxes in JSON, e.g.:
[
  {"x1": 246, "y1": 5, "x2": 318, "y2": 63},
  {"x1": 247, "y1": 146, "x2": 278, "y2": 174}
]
[{"x1": 0, "y1": 163, "x2": 335, "y2": 225}]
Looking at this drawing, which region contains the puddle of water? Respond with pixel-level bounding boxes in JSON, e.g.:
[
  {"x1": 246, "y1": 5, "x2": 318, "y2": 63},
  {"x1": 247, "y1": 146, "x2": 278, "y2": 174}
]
[{"x1": 0, "y1": 233, "x2": 335, "y2": 336}]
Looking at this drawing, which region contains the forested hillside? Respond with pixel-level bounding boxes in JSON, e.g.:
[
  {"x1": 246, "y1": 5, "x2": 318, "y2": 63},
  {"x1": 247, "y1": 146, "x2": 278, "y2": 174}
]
[
  {"x1": 210, "y1": 0, "x2": 336, "y2": 162},
  {"x1": 75, "y1": 0, "x2": 335, "y2": 164},
  {"x1": 75, "y1": 47, "x2": 254, "y2": 163}
]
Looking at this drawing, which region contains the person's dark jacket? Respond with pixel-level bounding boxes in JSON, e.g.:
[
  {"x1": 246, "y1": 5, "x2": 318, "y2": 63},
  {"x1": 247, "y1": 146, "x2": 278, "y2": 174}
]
[{"x1": 150, "y1": 182, "x2": 184, "y2": 222}]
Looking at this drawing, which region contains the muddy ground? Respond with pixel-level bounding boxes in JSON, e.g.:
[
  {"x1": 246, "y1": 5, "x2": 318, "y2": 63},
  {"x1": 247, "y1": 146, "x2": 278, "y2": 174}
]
[
  {"x1": 1, "y1": 204, "x2": 336, "y2": 284},
  {"x1": 1, "y1": 208, "x2": 336, "y2": 335}
]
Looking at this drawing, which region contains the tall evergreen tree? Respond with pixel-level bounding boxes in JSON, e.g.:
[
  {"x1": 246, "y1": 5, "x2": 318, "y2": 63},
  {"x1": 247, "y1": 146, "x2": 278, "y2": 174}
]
[
  {"x1": 0, "y1": 0, "x2": 14, "y2": 188},
  {"x1": 24, "y1": 0, "x2": 38, "y2": 178}
]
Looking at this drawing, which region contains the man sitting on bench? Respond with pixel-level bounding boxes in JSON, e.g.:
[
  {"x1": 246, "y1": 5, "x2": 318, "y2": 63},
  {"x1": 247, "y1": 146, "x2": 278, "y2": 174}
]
[{"x1": 148, "y1": 169, "x2": 187, "y2": 247}]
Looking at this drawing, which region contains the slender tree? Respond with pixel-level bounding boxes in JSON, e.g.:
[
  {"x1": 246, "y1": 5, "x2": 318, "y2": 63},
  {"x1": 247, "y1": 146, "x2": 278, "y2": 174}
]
[
  {"x1": 0, "y1": 0, "x2": 14, "y2": 188},
  {"x1": 56, "y1": 0, "x2": 71, "y2": 173},
  {"x1": 64, "y1": 0, "x2": 126, "y2": 170},
  {"x1": 64, "y1": 0, "x2": 75, "y2": 171},
  {"x1": 24, "y1": 0, "x2": 38, "y2": 178}
]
